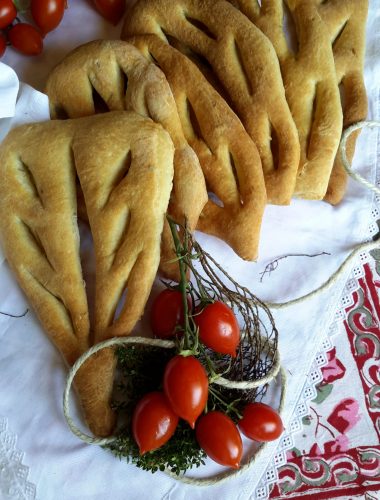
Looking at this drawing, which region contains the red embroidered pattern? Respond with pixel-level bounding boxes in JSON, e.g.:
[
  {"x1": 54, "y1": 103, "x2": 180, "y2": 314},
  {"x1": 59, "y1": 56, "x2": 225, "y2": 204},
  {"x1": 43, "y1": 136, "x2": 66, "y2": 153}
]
[{"x1": 270, "y1": 260, "x2": 380, "y2": 499}]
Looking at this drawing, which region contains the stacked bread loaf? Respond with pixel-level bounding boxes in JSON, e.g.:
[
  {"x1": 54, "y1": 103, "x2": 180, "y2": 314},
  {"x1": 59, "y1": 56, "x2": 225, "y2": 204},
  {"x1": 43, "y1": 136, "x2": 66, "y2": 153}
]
[{"x1": 0, "y1": 0, "x2": 368, "y2": 437}]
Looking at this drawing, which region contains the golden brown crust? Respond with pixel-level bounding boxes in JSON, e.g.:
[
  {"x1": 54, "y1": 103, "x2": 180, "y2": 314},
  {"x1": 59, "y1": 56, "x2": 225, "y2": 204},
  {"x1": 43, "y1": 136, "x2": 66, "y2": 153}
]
[
  {"x1": 130, "y1": 34, "x2": 267, "y2": 260},
  {"x1": 317, "y1": 0, "x2": 368, "y2": 204},
  {"x1": 228, "y1": 0, "x2": 343, "y2": 200},
  {"x1": 0, "y1": 120, "x2": 90, "y2": 365},
  {"x1": 46, "y1": 39, "x2": 207, "y2": 278},
  {"x1": 122, "y1": 0, "x2": 300, "y2": 205},
  {"x1": 71, "y1": 112, "x2": 175, "y2": 341},
  {"x1": 0, "y1": 111, "x2": 174, "y2": 436},
  {"x1": 74, "y1": 349, "x2": 117, "y2": 437}
]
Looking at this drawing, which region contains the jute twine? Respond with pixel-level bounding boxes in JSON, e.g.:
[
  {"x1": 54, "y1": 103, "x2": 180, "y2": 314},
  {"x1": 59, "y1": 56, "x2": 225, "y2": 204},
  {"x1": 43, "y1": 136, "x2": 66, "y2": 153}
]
[
  {"x1": 63, "y1": 121, "x2": 380, "y2": 484},
  {"x1": 63, "y1": 335, "x2": 286, "y2": 486},
  {"x1": 267, "y1": 121, "x2": 380, "y2": 309}
]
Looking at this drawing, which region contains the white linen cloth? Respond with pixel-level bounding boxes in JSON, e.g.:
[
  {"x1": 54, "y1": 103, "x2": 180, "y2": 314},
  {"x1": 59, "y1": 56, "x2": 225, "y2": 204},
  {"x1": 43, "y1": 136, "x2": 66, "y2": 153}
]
[{"x1": 0, "y1": 2, "x2": 379, "y2": 499}]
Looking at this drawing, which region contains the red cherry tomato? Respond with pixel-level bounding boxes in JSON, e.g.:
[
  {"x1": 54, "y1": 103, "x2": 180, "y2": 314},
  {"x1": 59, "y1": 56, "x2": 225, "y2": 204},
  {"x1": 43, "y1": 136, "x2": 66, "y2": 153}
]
[
  {"x1": 195, "y1": 301, "x2": 240, "y2": 357},
  {"x1": 163, "y1": 355, "x2": 208, "y2": 428},
  {"x1": 8, "y1": 23, "x2": 43, "y2": 55},
  {"x1": 0, "y1": 33, "x2": 6, "y2": 57},
  {"x1": 239, "y1": 402, "x2": 283, "y2": 442},
  {"x1": 150, "y1": 289, "x2": 190, "y2": 339},
  {"x1": 92, "y1": 0, "x2": 125, "y2": 25},
  {"x1": 31, "y1": 0, "x2": 65, "y2": 36},
  {"x1": 132, "y1": 392, "x2": 179, "y2": 454},
  {"x1": 0, "y1": 0, "x2": 17, "y2": 30},
  {"x1": 196, "y1": 411, "x2": 242, "y2": 469}
]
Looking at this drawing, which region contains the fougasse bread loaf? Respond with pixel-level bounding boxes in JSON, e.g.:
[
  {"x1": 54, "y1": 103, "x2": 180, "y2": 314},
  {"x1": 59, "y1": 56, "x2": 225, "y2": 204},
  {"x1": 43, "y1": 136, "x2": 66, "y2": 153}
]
[
  {"x1": 230, "y1": 0, "x2": 368, "y2": 204},
  {"x1": 129, "y1": 34, "x2": 267, "y2": 261},
  {"x1": 228, "y1": 0, "x2": 343, "y2": 201},
  {"x1": 0, "y1": 111, "x2": 174, "y2": 437},
  {"x1": 46, "y1": 39, "x2": 207, "y2": 279},
  {"x1": 122, "y1": 0, "x2": 300, "y2": 205},
  {"x1": 317, "y1": 0, "x2": 368, "y2": 204}
]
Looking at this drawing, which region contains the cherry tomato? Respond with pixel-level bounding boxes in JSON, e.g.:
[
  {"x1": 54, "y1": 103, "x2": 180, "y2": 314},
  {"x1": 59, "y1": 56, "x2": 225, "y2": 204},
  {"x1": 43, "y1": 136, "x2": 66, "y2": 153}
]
[
  {"x1": 238, "y1": 402, "x2": 283, "y2": 442},
  {"x1": 163, "y1": 355, "x2": 208, "y2": 428},
  {"x1": 0, "y1": 33, "x2": 6, "y2": 57},
  {"x1": 0, "y1": 0, "x2": 17, "y2": 30},
  {"x1": 150, "y1": 289, "x2": 190, "y2": 339},
  {"x1": 196, "y1": 411, "x2": 242, "y2": 468},
  {"x1": 8, "y1": 23, "x2": 43, "y2": 55},
  {"x1": 195, "y1": 301, "x2": 240, "y2": 357},
  {"x1": 31, "y1": 0, "x2": 65, "y2": 36},
  {"x1": 132, "y1": 392, "x2": 179, "y2": 454},
  {"x1": 92, "y1": 0, "x2": 125, "y2": 25}
]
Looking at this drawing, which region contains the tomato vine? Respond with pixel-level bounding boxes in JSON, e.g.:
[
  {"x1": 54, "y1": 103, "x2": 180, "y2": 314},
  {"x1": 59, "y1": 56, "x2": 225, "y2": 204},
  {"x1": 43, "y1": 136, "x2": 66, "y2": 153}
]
[{"x1": 105, "y1": 218, "x2": 282, "y2": 473}]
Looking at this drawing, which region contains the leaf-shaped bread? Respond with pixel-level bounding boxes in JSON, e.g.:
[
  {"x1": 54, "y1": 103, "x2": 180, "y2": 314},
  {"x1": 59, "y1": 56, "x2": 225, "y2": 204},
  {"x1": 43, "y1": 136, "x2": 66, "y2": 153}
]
[
  {"x1": 72, "y1": 112, "x2": 175, "y2": 341},
  {"x1": 122, "y1": 0, "x2": 300, "y2": 205},
  {"x1": 228, "y1": 0, "x2": 343, "y2": 200},
  {"x1": 0, "y1": 120, "x2": 90, "y2": 365},
  {"x1": 129, "y1": 34, "x2": 267, "y2": 260},
  {"x1": 46, "y1": 39, "x2": 206, "y2": 278},
  {"x1": 317, "y1": 0, "x2": 368, "y2": 204},
  {"x1": 0, "y1": 111, "x2": 174, "y2": 436}
]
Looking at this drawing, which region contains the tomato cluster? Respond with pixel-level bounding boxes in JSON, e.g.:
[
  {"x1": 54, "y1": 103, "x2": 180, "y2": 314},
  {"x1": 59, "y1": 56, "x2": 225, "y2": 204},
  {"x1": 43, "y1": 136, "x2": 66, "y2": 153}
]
[
  {"x1": 0, "y1": 0, "x2": 66, "y2": 57},
  {"x1": 0, "y1": 0, "x2": 126, "y2": 58},
  {"x1": 132, "y1": 289, "x2": 284, "y2": 469},
  {"x1": 151, "y1": 289, "x2": 240, "y2": 356}
]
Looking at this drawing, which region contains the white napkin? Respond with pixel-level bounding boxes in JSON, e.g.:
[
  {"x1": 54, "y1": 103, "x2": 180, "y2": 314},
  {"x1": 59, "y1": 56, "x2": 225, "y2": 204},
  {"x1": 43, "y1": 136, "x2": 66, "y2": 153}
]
[
  {"x1": 0, "y1": 63, "x2": 19, "y2": 118},
  {"x1": 0, "y1": 2, "x2": 379, "y2": 498},
  {"x1": 0, "y1": 62, "x2": 49, "y2": 135}
]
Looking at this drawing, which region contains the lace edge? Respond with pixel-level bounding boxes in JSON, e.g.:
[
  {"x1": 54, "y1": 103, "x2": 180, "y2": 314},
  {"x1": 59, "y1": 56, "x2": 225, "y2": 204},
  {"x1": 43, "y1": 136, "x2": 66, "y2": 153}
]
[{"x1": 0, "y1": 416, "x2": 37, "y2": 500}]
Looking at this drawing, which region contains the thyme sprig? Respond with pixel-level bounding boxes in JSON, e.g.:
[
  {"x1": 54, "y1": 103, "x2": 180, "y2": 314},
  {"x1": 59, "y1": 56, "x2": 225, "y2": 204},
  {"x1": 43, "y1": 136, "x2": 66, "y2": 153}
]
[
  {"x1": 105, "y1": 345, "x2": 205, "y2": 474},
  {"x1": 107, "y1": 421, "x2": 205, "y2": 475}
]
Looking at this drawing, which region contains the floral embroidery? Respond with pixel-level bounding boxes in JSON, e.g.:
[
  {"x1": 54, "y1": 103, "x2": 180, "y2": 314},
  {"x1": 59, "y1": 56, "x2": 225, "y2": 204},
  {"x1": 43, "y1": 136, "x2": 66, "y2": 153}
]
[{"x1": 270, "y1": 260, "x2": 380, "y2": 499}]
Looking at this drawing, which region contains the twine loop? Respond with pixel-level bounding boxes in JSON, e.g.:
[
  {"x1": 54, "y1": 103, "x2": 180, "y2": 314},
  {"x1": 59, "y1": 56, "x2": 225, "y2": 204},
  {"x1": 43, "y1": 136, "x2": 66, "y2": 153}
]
[
  {"x1": 340, "y1": 121, "x2": 380, "y2": 196},
  {"x1": 267, "y1": 120, "x2": 380, "y2": 309},
  {"x1": 63, "y1": 335, "x2": 282, "y2": 447}
]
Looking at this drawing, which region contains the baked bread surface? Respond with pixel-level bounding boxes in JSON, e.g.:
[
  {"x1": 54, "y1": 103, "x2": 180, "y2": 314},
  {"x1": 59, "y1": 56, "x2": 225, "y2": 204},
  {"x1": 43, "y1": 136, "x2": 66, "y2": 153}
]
[
  {"x1": 46, "y1": 39, "x2": 207, "y2": 278},
  {"x1": 0, "y1": 111, "x2": 174, "y2": 436},
  {"x1": 122, "y1": 0, "x2": 300, "y2": 205},
  {"x1": 318, "y1": 0, "x2": 368, "y2": 204},
  {"x1": 228, "y1": 0, "x2": 343, "y2": 200},
  {"x1": 130, "y1": 34, "x2": 267, "y2": 261}
]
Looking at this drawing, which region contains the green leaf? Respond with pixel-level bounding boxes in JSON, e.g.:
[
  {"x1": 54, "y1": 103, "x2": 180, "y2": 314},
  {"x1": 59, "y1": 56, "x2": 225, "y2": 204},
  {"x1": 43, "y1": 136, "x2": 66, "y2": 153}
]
[
  {"x1": 289, "y1": 447, "x2": 302, "y2": 457},
  {"x1": 336, "y1": 471, "x2": 358, "y2": 484},
  {"x1": 312, "y1": 383, "x2": 333, "y2": 404},
  {"x1": 369, "y1": 385, "x2": 380, "y2": 408},
  {"x1": 281, "y1": 482, "x2": 295, "y2": 494},
  {"x1": 304, "y1": 459, "x2": 317, "y2": 472},
  {"x1": 356, "y1": 340, "x2": 368, "y2": 355},
  {"x1": 370, "y1": 248, "x2": 380, "y2": 261},
  {"x1": 302, "y1": 415, "x2": 312, "y2": 426}
]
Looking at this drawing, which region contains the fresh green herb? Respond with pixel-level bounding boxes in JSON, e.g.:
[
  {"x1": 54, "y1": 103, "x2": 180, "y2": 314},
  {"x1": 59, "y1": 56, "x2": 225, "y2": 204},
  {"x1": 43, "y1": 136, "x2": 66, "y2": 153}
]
[
  {"x1": 104, "y1": 344, "x2": 206, "y2": 474},
  {"x1": 107, "y1": 421, "x2": 206, "y2": 475}
]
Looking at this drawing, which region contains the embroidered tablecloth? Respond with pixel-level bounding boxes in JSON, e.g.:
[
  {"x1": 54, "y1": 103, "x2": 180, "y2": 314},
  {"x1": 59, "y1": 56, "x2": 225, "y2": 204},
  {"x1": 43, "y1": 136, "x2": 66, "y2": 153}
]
[{"x1": 269, "y1": 256, "x2": 380, "y2": 500}]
